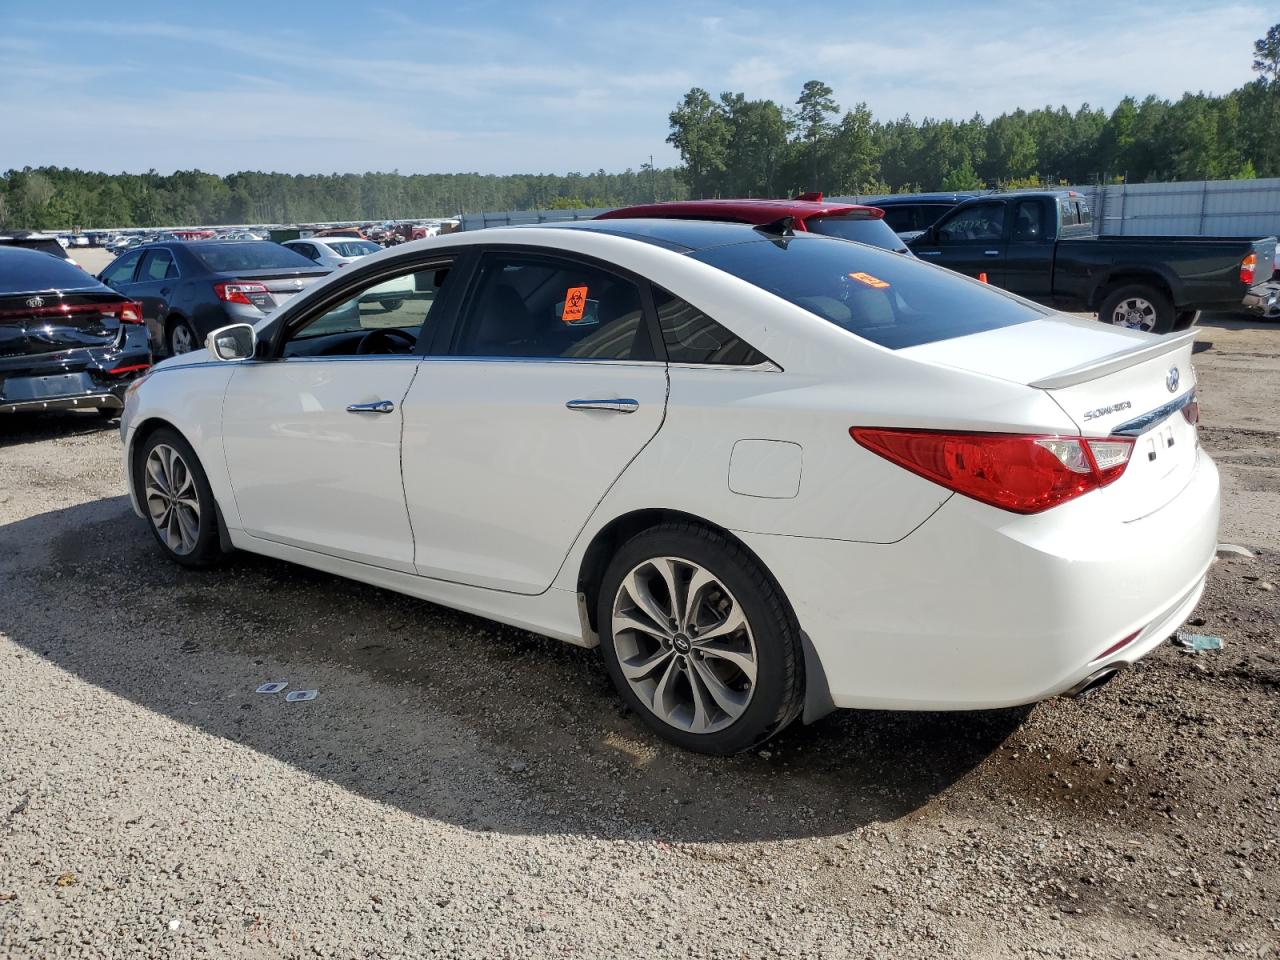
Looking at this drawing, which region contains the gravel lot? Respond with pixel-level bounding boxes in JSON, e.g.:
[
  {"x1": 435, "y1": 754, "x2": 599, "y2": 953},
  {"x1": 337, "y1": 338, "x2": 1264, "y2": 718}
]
[{"x1": 1, "y1": 283, "x2": 1278, "y2": 957}]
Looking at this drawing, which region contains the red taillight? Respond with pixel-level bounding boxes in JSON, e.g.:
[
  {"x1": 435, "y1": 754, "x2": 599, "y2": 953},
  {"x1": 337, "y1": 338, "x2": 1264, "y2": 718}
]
[
  {"x1": 107, "y1": 363, "x2": 151, "y2": 376},
  {"x1": 1182, "y1": 397, "x2": 1200, "y2": 425},
  {"x1": 850, "y1": 428, "x2": 1135, "y2": 514},
  {"x1": 1241, "y1": 253, "x2": 1257, "y2": 285},
  {"x1": 213, "y1": 281, "x2": 269, "y2": 305},
  {"x1": 119, "y1": 301, "x2": 143, "y2": 324}
]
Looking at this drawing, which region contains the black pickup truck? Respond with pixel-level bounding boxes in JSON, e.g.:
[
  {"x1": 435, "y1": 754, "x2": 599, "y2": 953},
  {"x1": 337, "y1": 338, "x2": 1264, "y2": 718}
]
[{"x1": 907, "y1": 191, "x2": 1279, "y2": 332}]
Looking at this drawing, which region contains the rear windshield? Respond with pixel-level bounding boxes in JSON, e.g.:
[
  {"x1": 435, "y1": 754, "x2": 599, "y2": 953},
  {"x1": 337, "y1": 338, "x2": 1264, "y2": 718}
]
[
  {"x1": 692, "y1": 235, "x2": 1046, "y2": 349},
  {"x1": 191, "y1": 242, "x2": 317, "y2": 273},
  {"x1": 0, "y1": 237, "x2": 69, "y2": 260},
  {"x1": 805, "y1": 215, "x2": 907, "y2": 252},
  {"x1": 327, "y1": 240, "x2": 380, "y2": 257},
  {"x1": 0, "y1": 247, "x2": 97, "y2": 295}
]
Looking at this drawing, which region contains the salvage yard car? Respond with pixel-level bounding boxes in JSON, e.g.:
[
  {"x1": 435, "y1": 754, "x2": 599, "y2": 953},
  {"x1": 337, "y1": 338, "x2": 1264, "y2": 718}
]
[
  {"x1": 99, "y1": 240, "x2": 330, "y2": 356},
  {"x1": 909, "y1": 190, "x2": 1278, "y2": 332},
  {"x1": 119, "y1": 219, "x2": 1219, "y2": 754},
  {"x1": 1, "y1": 246, "x2": 150, "y2": 418}
]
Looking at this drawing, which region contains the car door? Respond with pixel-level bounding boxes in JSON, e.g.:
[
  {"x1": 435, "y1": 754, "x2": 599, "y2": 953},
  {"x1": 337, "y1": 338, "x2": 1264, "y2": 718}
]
[
  {"x1": 400, "y1": 248, "x2": 668, "y2": 594},
  {"x1": 221, "y1": 253, "x2": 460, "y2": 572},
  {"x1": 1001, "y1": 197, "x2": 1055, "y2": 302},
  {"x1": 911, "y1": 201, "x2": 1008, "y2": 283},
  {"x1": 129, "y1": 248, "x2": 181, "y2": 346}
]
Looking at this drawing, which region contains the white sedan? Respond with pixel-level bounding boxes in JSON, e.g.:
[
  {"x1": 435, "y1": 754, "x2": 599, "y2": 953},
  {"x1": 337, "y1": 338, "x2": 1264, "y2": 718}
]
[{"x1": 119, "y1": 219, "x2": 1219, "y2": 754}]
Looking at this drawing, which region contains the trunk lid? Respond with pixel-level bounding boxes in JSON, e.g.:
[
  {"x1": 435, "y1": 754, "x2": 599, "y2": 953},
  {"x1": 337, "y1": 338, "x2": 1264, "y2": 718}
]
[
  {"x1": 903, "y1": 315, "x2": 1200, "y2": 519},
  {"x1": 0, "y1": 291, "x2": 133, "y2": 362},
  {"x1": 215, "y1": 268, "x2": 328, "y2": 312}
]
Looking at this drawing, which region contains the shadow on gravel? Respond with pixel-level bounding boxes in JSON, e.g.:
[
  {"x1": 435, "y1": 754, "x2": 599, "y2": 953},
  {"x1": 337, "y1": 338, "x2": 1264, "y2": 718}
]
[
  {"x1": 0, "y1": 410, "x2": 119, "y2": 447},
  {"x1": 1195, "y1": 311, "x2": 1277, "y2": 332},
  {"x1": 1, "y1": 498, "x2": 1027, "y2": 843}
]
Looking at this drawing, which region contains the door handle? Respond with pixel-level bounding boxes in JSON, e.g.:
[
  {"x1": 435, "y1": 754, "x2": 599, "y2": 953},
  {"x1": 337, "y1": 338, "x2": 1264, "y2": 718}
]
[
  {"x1": 160, "y1": 287, "x2": 171, "y2": 295},
  {"x1": 917, "y1": 250, "x2": 941, "y2": 256},
  {"x1": 346, "y1": 400, "x2": 395, "y2": 414},
  {"x1": 983, "y1": 250, "x2": 1000, "y2": 256},
  {"x1": 565, "y1": 398, "x2": 639, "y2": 414}
]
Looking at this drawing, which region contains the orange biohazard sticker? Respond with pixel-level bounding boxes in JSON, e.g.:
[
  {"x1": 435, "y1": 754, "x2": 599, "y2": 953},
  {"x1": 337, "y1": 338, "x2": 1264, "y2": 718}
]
[
  {"x1": 848, "y1": 272, "x2": 889, "y2": 289},
  {"x1": 562, "y1": 285, "x2": 588, "y2": 323}
]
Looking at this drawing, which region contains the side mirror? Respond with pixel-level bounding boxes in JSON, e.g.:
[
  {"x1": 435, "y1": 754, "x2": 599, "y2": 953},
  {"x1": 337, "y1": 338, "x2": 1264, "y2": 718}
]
[{"x1": 206, "y1": 323, "x2": 256, "y2": 361}]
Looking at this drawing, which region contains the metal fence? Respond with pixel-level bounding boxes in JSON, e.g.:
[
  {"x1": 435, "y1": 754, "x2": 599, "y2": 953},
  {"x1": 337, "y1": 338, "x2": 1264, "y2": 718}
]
[{"x1": 460, "y1": 178, "x2": 1280, "y2": 240}]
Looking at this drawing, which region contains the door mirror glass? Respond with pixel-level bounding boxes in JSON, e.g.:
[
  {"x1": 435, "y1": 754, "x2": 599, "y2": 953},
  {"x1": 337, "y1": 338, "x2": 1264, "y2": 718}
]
[{"x1": 207, "y1": 323, "x2": 256, "y2": 361}]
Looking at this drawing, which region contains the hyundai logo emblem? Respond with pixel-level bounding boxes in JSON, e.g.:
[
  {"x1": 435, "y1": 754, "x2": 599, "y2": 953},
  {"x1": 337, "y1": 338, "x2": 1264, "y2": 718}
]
[{"x1": 1166, "y1": 366, "x2": 1180, "y2": 393}]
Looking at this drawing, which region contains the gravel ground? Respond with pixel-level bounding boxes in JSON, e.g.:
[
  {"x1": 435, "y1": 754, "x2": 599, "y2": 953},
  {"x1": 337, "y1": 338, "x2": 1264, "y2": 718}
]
[{"x1": 1, "y1": 312, "x2": 1278, "y2": 959}]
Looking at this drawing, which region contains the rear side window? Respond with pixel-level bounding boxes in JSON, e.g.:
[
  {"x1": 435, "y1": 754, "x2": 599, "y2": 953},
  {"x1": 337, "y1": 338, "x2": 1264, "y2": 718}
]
[
  {"x1": 1075, "y1": 200, "x2": 1091, "y2": 226},
  {"x1": 1011, "y1": 200, "x2": 1044, "y2": 241},
  {"x1": 692, "y1": 235, "x2": 1046, "y2": 350},
  {"x1": 140, "y1": 249, "x2": 179, "y2": 280},
  {"x1": 454, "y1": 254, "x2": 653, "y2": 361},
  {"x1": 192, "y1": 242, "x2": 316, "y2": 273},
  {"x1": 878, "y1": 207, "x2": 918, "y2": 233},
  {"x1": 652, "y1": 288, "x2": 767, "y2": 366},
  {"x1": 1059, "y1": 198, "x2": 1077, "y2": 226},
  {"x1": 805, "y1": 216, "x2": 907, "y2": 252}
]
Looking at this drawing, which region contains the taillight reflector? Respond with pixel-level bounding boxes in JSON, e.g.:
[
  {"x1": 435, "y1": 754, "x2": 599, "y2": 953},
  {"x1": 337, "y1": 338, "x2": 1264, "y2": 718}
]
[
  {"x1": 1241, "y1": 253, "x2": 1257, "y2": 285},
  {"x1": 1092, "y1": 629, "x2": 1142, "y2": 662},
  {"x1": 119, "y1": 301, "x2": 143, "y2": 323},
  {"x1": 213, "y1": 281, "x2": 269, "y2": 305},
  {"x1": 850, "y1": 428, "x2": 1135, "y2": 514}
]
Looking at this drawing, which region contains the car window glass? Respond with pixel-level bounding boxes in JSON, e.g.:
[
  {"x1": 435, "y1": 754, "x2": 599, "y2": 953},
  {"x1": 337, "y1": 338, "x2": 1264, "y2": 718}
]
[
  {"x1": 937, "y1": 203, "x2": 1004, "y2": 242},
  {"x1": 692, "y1": 235, "x2": 1046, "y2": 350},
  {"x1": 454, "y1": 254, "x2": 651, "y2": 361},
  {"x1": 141, "y1": 249, "x2": 177, "y2": 280},
  {"x1": 1059, "y1": 198, "x2": 1076, "y2": 226},
  {"x1": 1075, "y1": 200, "x2": 1091, "y2": 226},
  {"x1": 101, "y1": 251, "x2": 142, "y2": 286},
  {"x1": 292, "y1": 243, "x2": 317, "y2": 260},
  {"x1": 1011, "y1": 201, "x2": 1044, "y2": 242},
  {"x1": 805, "y1": 216, "x2": 907, "y2": 252},
  {"x1": 281, "y1": 261, "x2": 454, "y2": 358},
  {"x1": 879, "y1": 207, "x2": 917, "y2": 233},
  {"x1": 652, "y1": 288, "x2": 767, "y2": 366}
]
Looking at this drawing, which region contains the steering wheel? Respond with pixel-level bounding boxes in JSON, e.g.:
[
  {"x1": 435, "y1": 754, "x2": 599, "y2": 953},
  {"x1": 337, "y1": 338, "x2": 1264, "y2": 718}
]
[{"x1": 356, "y1": 327, "x2": 417, "y2": 355}]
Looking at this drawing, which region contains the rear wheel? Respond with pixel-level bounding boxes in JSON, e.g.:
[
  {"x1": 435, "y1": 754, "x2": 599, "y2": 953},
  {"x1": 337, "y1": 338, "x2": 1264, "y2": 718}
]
[
  {"x1": 169, "y1": 318, "x2": 197, "y2": 356},
  {"x1": 378, "y1": 299, "x2": 404, "y2": 312},
  {"x1": 135, "y1": 428, "x2": 224, "y2": 568},
  {"x1": 1098, "y1": 283, "x2": 1175, "y2": 334},
  {"x1": 597, "y1": 523, "x2": 803, "y2": 754}
]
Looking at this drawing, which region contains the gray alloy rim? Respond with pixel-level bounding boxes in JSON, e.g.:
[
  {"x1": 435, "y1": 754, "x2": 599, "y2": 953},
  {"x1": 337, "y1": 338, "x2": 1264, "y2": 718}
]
[
  {"x1": 171, "y1": 323, "x2": 196, "y2": 355},
  {"x1": 144, "y1": 444, "x2": 201, "y2": 555},
  {"x1": 611, "y1": 556, "x2": 758, "y2": 735},
  {"x1": 1111, "y1": 297, "x2": 1157, "y2": 331}
]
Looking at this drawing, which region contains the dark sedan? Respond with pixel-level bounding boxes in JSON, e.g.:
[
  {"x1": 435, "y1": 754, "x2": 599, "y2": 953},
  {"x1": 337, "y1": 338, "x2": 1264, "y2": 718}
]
[
  {"x1": 0, "y1": 247, "x2": 151, "y2": 418},
  {"x1": 99, "y1": 241, "x2": 331, "y2": 356}
]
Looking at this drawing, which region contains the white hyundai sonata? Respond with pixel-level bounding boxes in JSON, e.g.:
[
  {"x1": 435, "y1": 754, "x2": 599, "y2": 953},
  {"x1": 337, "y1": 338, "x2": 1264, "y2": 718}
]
[{"x1": 120, "y1": 219, "x2": 1219, "y2": 754}]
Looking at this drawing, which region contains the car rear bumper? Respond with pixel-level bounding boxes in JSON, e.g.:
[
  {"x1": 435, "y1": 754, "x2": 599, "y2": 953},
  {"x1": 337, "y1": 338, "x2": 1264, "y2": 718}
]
[
  {"x1": 1242, "y1": 280, "x2": 1280, "y2": 319},
  {"x1": 0, "y1": 330, "x2": 151, "y2": 414},
  {"x1": 737, "y1": 448, "x2": 1220, "y2": 711}
]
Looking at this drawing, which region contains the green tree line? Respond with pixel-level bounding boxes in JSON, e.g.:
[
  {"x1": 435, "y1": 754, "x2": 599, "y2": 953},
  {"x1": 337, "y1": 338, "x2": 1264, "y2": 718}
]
[
  {"x1": 0, "y1": 166, "x2": 687, "y2": 231},
  {"x1": 668, "y1": 23, "x2": 1280, "y2": 197}
]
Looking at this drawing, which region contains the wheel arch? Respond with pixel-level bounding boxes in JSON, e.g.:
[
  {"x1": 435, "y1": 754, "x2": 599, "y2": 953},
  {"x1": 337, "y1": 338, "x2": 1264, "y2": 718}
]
[
  {"x1": 127, "y1": 416, "x2": 234, "y2": 552},
  {"x1": 575, "y1": 508, "x2": 835, "y2": 725},
  {"x1": 1089, "y1": 269, "x2": 1177, "y2": 310}
]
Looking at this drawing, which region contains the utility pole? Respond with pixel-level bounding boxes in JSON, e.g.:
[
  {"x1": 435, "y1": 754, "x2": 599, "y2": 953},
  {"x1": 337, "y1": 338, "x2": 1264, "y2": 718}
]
[{"x1": 650, "y1": 154, "x2": 656, "y2": 202}]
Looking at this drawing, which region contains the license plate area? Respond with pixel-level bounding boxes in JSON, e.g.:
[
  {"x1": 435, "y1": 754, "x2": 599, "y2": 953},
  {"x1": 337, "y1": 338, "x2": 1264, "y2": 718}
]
[{"x1": 2, "y1": 372, "x2": 94, "y2": 401}]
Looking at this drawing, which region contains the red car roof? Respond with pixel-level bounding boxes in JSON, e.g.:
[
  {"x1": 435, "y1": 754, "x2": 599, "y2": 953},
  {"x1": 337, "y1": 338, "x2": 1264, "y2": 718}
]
[{"x1": 596, "y1": 196, "x2": 885, "y2": 226}]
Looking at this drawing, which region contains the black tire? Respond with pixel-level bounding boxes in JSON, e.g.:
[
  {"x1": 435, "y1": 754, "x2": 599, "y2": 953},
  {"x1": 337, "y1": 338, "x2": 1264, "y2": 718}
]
[
  {"x1": 134, "y1": 427, "x2": 225, "y2": 568},
  {"x1": 1098, "y1": 283, "x2": 1176, "y2": 334},
  {"x1": 597, "y1": 522, "x2": 803, "y2": 755},
  {"x1": 1173, "y1": 309, "x2": 1200, "y2": 331},
  {"x1": 378, "y1": 299, "x2": 404, "y2": 312}
]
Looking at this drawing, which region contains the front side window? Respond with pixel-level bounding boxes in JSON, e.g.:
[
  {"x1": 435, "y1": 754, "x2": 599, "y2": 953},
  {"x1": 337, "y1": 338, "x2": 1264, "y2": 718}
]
[
  {"x1": 692, "y1": 235, "x2": 1046, "y2": 350},
  {"x1": 879, "y1": 207, "x2": 918, "y2": 233},
  {"x1": 281, "y1": 261, "x2": 454, "y2": 358},
  {"x1": 101, "y1": 251, "x2": 142, "y2": 286},
  {"x1": 937, "y1": 203, "x2": 1004, "y2": 242},
  {"x1": 453, "y1": 254, "x2": 652, "y2": 361}
]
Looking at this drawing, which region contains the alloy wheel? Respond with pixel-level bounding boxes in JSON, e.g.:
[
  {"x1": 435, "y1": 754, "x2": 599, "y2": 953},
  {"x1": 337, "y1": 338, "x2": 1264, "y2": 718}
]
[
  {"x1": 611, "y1": 556, "x2": 758, "y2": 734},
  {"x1": 170, "y1": 323, "x2": 196, "y2": 355},
  {"x1": 144, "y1": 444, "x2": 201, "y2": 555},
  {"x1": 1111, "y1": 297, "x2": 1157, "y2": 331}
]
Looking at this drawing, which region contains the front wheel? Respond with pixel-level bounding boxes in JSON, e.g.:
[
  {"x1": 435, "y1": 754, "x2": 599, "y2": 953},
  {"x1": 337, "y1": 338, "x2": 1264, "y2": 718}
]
[
  {"x1": 597, "y1": 523, "x2": 803, "y2": 754},
  {"x1": 135, "y1": 428, "x2": 224, "y2": 568},
  {"x1": 1098, "y1": 283, "x2": 1175, "y2": 334},
  {"x1": 378, "y1": 299, "x2": 404, "y2": 313}
]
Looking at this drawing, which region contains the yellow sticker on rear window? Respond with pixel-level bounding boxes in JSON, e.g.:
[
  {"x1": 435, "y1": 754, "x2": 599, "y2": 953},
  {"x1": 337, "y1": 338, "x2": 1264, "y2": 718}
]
[
  {"x1": 562, "y1": 286, "x2": 588, "y2": 323},
  {"x1": 848, "y1": 272, "x2": 889, "y2": 289}
]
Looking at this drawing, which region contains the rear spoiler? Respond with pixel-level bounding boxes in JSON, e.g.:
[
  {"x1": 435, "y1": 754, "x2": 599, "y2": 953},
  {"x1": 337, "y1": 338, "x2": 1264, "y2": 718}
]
[{"x1": 1029, "y1": 329, "x2": 1196, "y2": 389}]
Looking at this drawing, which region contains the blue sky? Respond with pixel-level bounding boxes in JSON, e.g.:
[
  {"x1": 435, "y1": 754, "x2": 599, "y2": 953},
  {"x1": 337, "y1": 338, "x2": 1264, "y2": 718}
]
[{"x1": 0, "y1": 1, "x2": 1268, "y2": 176}]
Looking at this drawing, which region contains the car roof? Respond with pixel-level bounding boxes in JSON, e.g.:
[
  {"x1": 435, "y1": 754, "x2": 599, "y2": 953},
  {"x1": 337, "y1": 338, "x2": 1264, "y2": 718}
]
[
  {"x1": 536, "y1": 217, "x2": 787, "y2": 252},
  {"x1": 864, "y1": 193, "x2": 977, "y2": 206},
  {"x1": 597, "y1": 198, "x2": 884, "y2": 226}
]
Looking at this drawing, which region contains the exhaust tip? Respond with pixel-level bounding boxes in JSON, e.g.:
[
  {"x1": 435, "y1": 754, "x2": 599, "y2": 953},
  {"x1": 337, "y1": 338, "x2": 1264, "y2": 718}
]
[{"x1": 1063, "y1": 664, "x2": 1126, "y2": 699}]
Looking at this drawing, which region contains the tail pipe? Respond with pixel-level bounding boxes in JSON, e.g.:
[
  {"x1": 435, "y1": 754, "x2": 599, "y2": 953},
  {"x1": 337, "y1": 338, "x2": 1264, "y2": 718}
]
[{"x1": 1062, "y1": 663, "x2": 1127, "y2": 699}]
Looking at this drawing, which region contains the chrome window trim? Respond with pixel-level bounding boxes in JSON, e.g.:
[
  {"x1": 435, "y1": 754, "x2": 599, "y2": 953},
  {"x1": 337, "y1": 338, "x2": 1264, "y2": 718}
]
[{"x1": 1110, "y1": 390, "x2": 1196, "y2": 437}]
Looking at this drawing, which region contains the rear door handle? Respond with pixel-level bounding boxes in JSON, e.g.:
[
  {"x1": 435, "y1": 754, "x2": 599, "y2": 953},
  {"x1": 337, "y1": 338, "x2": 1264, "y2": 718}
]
[
  {"x1": 983, "y1": 250, "x2": 1000, "y2": 256},
  {"x1": 565, "y1": 398, "x2": 639, "y2": 414},
  {"x1": 917, "y1": 250, "x2": 941, "y2": 256},
  {"x1": 346, "y1": 400, "x2": 395, "y2": 414}
]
